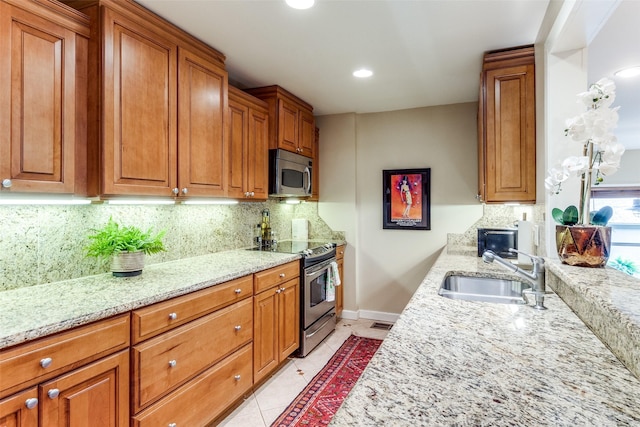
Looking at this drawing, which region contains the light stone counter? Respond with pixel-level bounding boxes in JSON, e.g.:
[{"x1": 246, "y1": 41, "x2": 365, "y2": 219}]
[
  {"x1": 331, "y1": 247, "x2": 640, "y2": 426},
  {"x1": 0, "y1": 250, "x2": 300, "y2": 349}
]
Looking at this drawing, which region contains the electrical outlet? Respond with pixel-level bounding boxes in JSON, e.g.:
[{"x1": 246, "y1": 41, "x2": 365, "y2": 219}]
[{"x1": 533, "y1": 225, "x2": 540, "y2": 246}]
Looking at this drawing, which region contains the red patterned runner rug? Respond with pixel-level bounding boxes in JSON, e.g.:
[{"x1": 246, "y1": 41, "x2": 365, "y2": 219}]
[{"x1": 271, "y1": 335, "x2": 383, "y2": 427}]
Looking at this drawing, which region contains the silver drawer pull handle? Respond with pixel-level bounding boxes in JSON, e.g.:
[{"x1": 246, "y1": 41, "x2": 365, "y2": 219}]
[
  {"x1": 279, "y1": 273, "x2": 285, "y2": 278},
  {"x1": 47, "y1": 389, "x2": 60, "y2": 399},
  {"x1": 168, "y1": 312, "x2": 177, "y2": 320},
  {"x1": 234, "y1": 325, "x2": 242, "y2": 331},
  {"x1": 40, "y1": 357, "x2": 52, "y2": 368},
  {"x1": 234, "y1": 374, "x2": 241, "y2": 381},
  {"x1": 25, "y1": 398, "x2": 38, "y2": 409},
  {"x1": 234, "y1": 288, "x2": 242, "y2": 294},
  {"x1": 169, "y1": 360, "x2": 177, "y2": 368}
]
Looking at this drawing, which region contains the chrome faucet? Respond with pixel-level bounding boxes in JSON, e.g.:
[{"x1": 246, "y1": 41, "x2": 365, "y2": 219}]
[{"x1": 482, "y1": 249, "x2": 547, "y2": 310}]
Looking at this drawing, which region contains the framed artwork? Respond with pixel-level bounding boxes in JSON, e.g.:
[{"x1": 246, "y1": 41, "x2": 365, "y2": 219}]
[{"x1": 383, "y1": 168, "x2": 431, "y2": 230}]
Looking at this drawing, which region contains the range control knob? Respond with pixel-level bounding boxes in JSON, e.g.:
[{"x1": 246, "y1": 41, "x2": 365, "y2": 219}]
[{"x1": 302, "y1": 249, "x2": 313, "y2": 257}]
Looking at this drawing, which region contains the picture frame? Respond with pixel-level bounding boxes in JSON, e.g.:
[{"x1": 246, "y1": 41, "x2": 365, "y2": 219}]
[{"x1": 383, "y1": 168, "x2": 431, "y2": 230}]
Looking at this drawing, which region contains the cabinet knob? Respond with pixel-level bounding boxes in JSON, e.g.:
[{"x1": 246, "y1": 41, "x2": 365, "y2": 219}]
[
  {"x1": 168, "y1": 312, "x2": 178, "y2": 320},
  {"x1": 279, "y1": 273, "x2": 285, "y2": 278},
  {"x1": 1, "y1": 179, "x2": 11, "y2": 188},
  {"x1": 168, "y1": 360, "x2": 177, "y2": 368},
  {"x1": 244, "y1": 192, "x2": 249, "y2": 197},
  {"x1": 234, "y1": 288, "x2": 242, "y2": 294},
  {"x1": 168, "y1": 423, "x2": 177, "y2": 427},
  {"x1": 280, "y1": 287, "x2": 286, "y2": 292},
  {"x1": 234, "y1": 374, "x2": 241, "y2": 381},
  {"x1": 276, "y1": 289, "x2": 281, "y2": 294},
  {"x1": 47, "y1": 389, "x2": 60, "y2": 399},
  {"x1": 40, "y1": 357, "x2": 52, "y2": 368},
  {"x1": 234, "y1": 325, "x2": 242, "y2": 331},
  {"x1": 24, "y1": 398, "x2": 38, "y2": 409},
  {"x1": 250, "y1": 192, "x2": 255, "y2": 197},
  {"x1": 172, "y1": 188, "x2": 179, "y2": 195},
  {"x1": 181, "y1": 188, "x2": 188, "y2": 195}
]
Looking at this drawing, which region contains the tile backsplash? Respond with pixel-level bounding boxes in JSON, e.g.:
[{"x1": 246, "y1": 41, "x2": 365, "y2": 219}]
[{"x1": 0, "y1": 200, "x2": 341, "y2": 291}]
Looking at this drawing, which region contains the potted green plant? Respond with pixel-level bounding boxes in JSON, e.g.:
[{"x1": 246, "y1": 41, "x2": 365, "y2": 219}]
[
  {"x1": 85, "y1": 217, "x2": 166, "y2": 276},
  {"x1": 545, "y1": 78, "x2": 625, "y2": 267}
]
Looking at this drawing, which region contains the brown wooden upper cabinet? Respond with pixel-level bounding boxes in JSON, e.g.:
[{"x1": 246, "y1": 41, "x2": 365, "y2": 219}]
[
  {"x1": 478, "y1": 45, "x2": 536, "y2": 204},
  {"x1": 0, "y1": 0, "x2": 89, "y2": 194},
  {"x1": 228, "y1": 86, "x2": 269, "y2": 200},
  {"x1": 245, "y1": 85, "x2": 315, "y2": 158},
  {"x1": 65, "y1": 0, "x2": 228, "y2": 198}
]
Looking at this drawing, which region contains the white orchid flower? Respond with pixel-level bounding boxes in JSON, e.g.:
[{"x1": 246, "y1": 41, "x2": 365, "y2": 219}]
[{"x1": 562, "y1": 156, "x2": 589, "y2": 175}]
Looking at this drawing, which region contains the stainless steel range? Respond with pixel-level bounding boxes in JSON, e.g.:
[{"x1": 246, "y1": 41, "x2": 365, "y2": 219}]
[{"x1": 266, "y1": 241, "x2": 337, "y2": 357}]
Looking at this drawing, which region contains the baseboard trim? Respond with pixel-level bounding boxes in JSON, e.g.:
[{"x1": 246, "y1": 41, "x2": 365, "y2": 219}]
[{"x1": 340, "y1": 309, "x2": 400, "y2": 323}]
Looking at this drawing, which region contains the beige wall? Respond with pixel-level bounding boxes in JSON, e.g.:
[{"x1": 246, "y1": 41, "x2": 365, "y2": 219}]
[{"x1": 317, "y1": 103, "x2": 482, "y2": 316}]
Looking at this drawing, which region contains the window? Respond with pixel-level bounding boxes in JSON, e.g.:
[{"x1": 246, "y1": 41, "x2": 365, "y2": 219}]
[{"x1": 591, "y1": 187, "x2": 640, "y2": 277}]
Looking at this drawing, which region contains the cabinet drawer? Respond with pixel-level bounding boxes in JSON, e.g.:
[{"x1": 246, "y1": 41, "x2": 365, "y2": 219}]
[
  {"x1": 132, "y1": 343, "x2": 253, "y2": 427},
  {"x1": 132, "y1": 298, "x2": 253, "y2": 412},
  {"x1": 0, "y1": 314, "x2": 130, "y2": 398},
  {"x1": 132, "y1": 275, "x2": 252, "y2": 344},
  {"x1": 254, "y1": 261, "x2": 299, "y2": 294}
]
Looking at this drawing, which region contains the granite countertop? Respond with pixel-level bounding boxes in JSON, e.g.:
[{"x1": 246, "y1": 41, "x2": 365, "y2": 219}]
[
  {"x1": 0, "y1": 249, "x2": 300, "y2": 349},
  {"x1": 331, "y1": 247, "x2": 640, "y2": 426}
]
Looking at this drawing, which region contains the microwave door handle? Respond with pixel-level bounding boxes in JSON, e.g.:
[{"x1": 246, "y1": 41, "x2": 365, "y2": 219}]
[{"x1": 304, "y1": 167, "x2": 311, "y2": 193}]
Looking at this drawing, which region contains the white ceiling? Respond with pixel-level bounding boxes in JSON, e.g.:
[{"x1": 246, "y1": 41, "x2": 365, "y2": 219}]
[{"x1": 137, "y1": 0, "x2": 638, "y2": 148}]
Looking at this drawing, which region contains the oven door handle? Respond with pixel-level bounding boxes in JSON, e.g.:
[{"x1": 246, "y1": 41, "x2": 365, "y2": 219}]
[
  {"x1": 305, "y1": 258, "x2": 335, "y2": 278},
  {"x1": 305, "y1": 313, "x2": 336, "y2": 339},
  {"x1": 305, "y1": 268, "x2": 326, "y2": 281}
]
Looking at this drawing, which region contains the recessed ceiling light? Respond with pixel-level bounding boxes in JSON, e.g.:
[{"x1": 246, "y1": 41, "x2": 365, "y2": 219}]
[
  {"x1": 353, "y1": 69, "x2": 373, "y2": 78},
  {"x1": 614, "y1": 66, "x2": 640, "y2": 78},
  {"x1": 285, "y1": 0, "x2": 314, "y2": 10}
]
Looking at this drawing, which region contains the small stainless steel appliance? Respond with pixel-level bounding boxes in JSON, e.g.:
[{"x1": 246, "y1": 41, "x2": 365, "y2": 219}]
[
  {"x1": 261, "y1": 240, "x2": 337, "y2": 356},
  {"x1": 269, "y1": 149, "x2": 312, "y2": 197},
  {"x1": 477, "y1": 228, "x2": 518, "y2": 258}
]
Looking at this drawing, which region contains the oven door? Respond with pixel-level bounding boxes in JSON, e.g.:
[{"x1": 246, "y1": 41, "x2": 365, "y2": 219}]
[{"x1": 303, "y1": 258, "x2": 336, "y2": 329}]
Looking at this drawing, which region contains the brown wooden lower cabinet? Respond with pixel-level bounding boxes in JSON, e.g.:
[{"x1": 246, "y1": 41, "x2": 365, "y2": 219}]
[
  {"x1": 1, "y1": 263, "x2": 302, "y2": 426},
  {"x1": 0, "y1": 387, "x2": 38, "y2": 427},
  {"x1": 336, "y1": 244, "x2": 345, "y2": 318},
  {"x1": 132, "y1": 298, "x2": 253, "y2": 412},
  {"x1": 39, "y1": 350, "x2": 129, "y2": 426},
  {"x1": 131, "y1": 343, "x2": 253, "y2": 427},
  {"x1": 254, "y1": 277, "x2": 300, "y2": 384}
]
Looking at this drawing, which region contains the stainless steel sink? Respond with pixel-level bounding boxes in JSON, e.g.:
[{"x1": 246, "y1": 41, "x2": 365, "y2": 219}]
[{"x1": 438, "y1": 274, "x2": 530, "y2": 305}]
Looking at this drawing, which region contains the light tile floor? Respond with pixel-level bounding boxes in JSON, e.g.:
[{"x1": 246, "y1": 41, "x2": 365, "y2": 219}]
[{"x1": 217, "y1": 318, "x2": 391, "y2": 427}]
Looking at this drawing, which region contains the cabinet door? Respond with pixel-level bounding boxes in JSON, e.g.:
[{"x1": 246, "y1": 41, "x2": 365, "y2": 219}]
[
  {"x1": 278, "y1": 279, "x2": 300, "y2": 361},
  {"x1": 39, "y1": 350, "x2": 129, "y2": 427},
  {"x1": 0, "y1": 4, "x2": 81, "y2": 193},
  {"x1": 177, "y1": 47, "x2": 228, "y2": 197},
  {"x1": 484, "y1": 63, "x2": 535, "y2": 203},
  {"x1": 102, "y1": 7, "x2": 177, "y2": 196},
  {"x1": 277, "y1": 99, "x2": 299, "y2": 153},
  {"x1": 227, "y1": 99, "x2": 248, "y2": 199},
  {"x1": 336, "y1": 258, "x2": 344, "y2": 319},
  {"x1": 0, "y1": 387, "x2": 38, "y2": 427},
  {"x1": 298, "y1": 109, "x2": 315, "y2": 157},
  {"x1": 247, "y1": 107, "x2": 269, "y2": 199},
  {"x1": 253, "y1": 289, "x2": 279, "y2": 384}
]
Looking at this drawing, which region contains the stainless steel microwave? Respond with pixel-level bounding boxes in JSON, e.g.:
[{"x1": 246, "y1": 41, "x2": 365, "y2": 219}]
[
  {"x1": 477, "y1": 228, "x2": 518, "y2": 258},
  {"x1": 269, "y1": 149, "x2": 312, "y2": 197}
]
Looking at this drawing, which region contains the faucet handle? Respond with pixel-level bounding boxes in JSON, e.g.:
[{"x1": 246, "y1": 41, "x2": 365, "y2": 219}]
[{"x1": 508, "y1": 248, "x2": 545, "y2": 265}]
